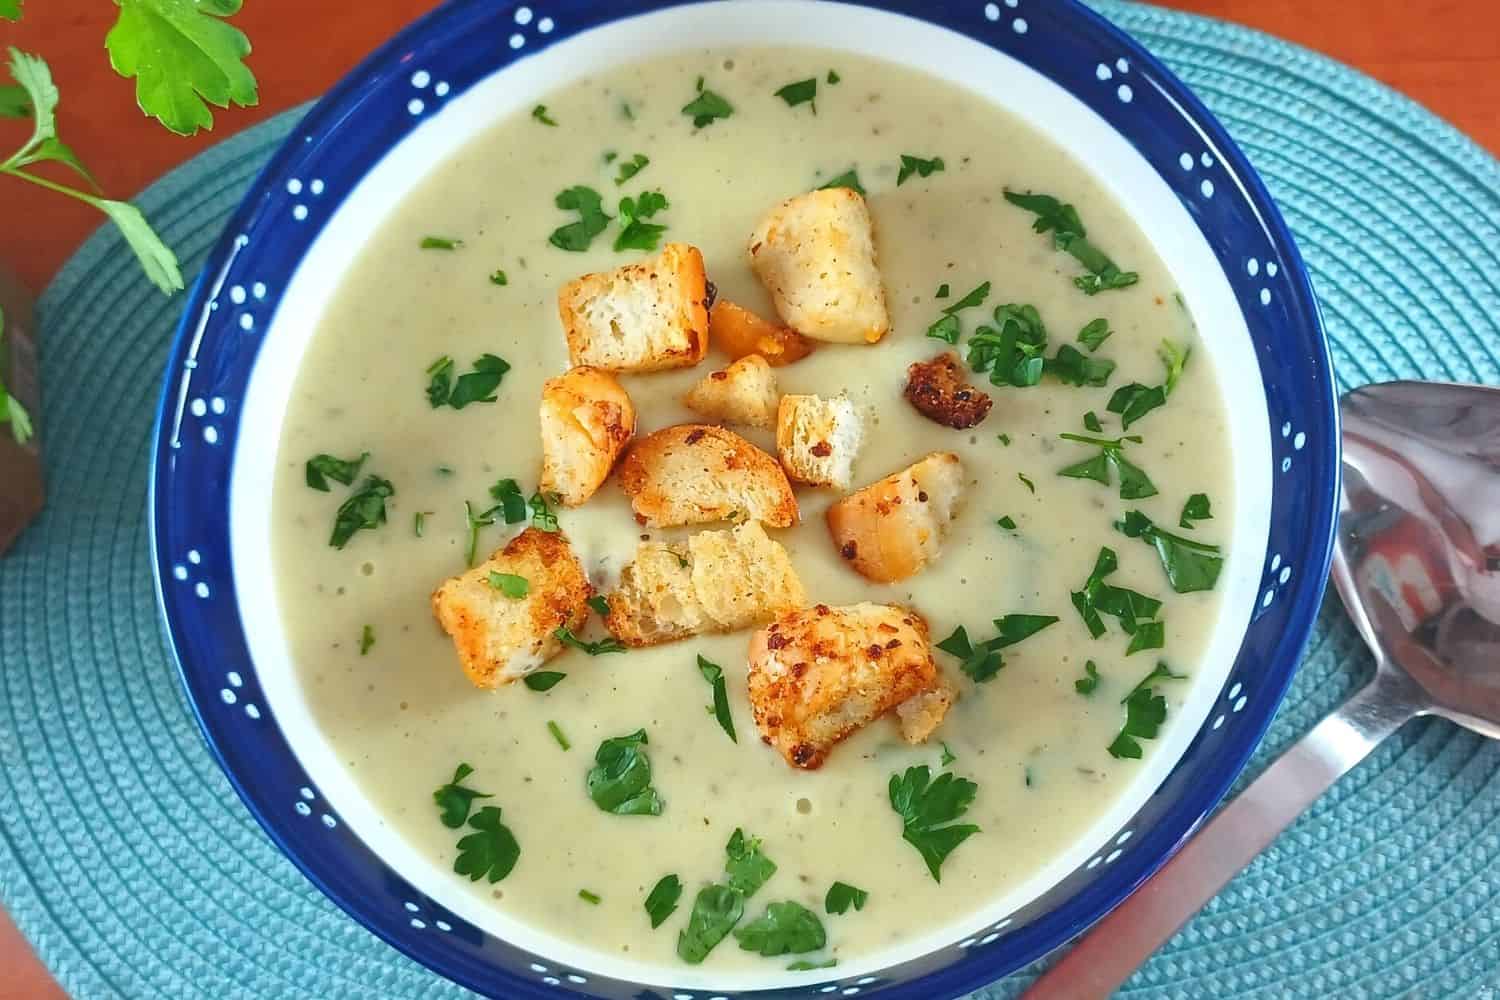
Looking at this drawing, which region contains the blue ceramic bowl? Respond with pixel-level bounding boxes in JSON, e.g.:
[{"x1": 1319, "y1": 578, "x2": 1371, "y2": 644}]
[{"x1": 149, "y1": 1, "x2": 1339, "y2": 997}]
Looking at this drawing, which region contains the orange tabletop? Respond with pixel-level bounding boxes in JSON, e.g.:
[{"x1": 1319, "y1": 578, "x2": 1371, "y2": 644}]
[{"x1": 1, "y1": 2, "x2": 1496, "y2": 996}]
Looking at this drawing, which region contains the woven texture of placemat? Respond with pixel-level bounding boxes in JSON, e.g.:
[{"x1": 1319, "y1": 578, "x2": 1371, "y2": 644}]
[{"x1": 3, "y1": 2, "x2": 1499, "y2": 997}]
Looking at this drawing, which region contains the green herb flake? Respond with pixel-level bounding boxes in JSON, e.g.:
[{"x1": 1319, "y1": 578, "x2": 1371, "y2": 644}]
[
  {"x1": 330, "y1": 475, "x2": 395, "y2": 549},
  {"x1": 578, "y1": 889, "x2": 601, "y2": 905},
  {"x1": 677, "y1": 883, "x2": 743, "y2": 964},
  {"x1": 1018, "y1": 473, "x2": 1036, "y2": 493},
  {"x1": 554, "y1": 627, "x2": 626, "y2": 656},
  {"x1": 531, "y1": 104, "x2": 558, "y2": 126},
  {"x1": 1070, "y1": 546, "x2": 1166, "y2": 644},
  {"x1": 824, "y1": 881, "x2": 868, "y2": 915},
  {"x1": 925, "y1": 314, "x2": 961, "y2": 344},
  {"x1": 1083, "y1": 411, "x2": 1103, "y2": 433},
  {"x1": 420, "y1": 235, "x2": 462, "y2": 250},
  {"x1": 1107, "y1": 664, "x2": 1187, "y2": 759},
  {"x1": 966, "y1": 302, "x2": 1047, "y2": 388},
  {"x1": 1078, "y1": 318, "x2": 1112, "y2": 352},
  {"x1": 1159, "y1": 340, "x2": 1191, "y2": 395},
  {"x1": 547, "y1": 720, "x2": 571, "y2": 750},
  {"x1": 489, "y1": 572, "x2": 529, "y2": 599},
  {"x1": 1107, "y1": 382, "x2": 1169, "y2": 430},
  {"x1": 587, "y1": 594, "x2": 611, "y2": 616},
  {"x1": 529, "y1": 491, "x2": 559, "y2": 532},
  {"x1": 998, "y1": 433, "x2": 1012, "y2": 446},
  {"x1": 614, "y1": 152, "x2": 649, "y2": 185},
  {"x1": 1057, "y1": 432, "x2": 1157, "y2": 500},
  {"x1": 735, "y1": 901, "x2": 827, "y2": 956},
  {"x1": 698, "y1": 655, "x2": 737, "y2": 743},
  {"x1": 826, "y1": 69, "x2": 840, "y2": 84},
  {"x1": 645, "y1": 874, "x2": 683, "y2": 928},
  {"x1": 944, "y1": 281, "x2": 991, "y2": 315},
  {"x1": 490, "y1": 478, "x2": 528, "y2": 523},
  {"x1": 774, "y1": 77, "x2": 817, "y2": 110},
  {"x1": 997, "y1": 515, "x2": 1017, "y2": 531},
  {"x1": 935, "y1": 625, "x2": 1003, "y2": 683},
  {"x1": 788, "y1": 958, "x2": 838, "y2": 971},
  {"x1": 897, "y1": 153, "x2": 945, "y2": 186},
  {"x1": 305, "y1": 451, "x2": 368, "y2": 492},
  {"x1": 524, "y1": 671, "x2": 566, "y2": 692},
  {"x1": 682, "y1": 82, "x2": 734, "y2": 128},
  {"x1": 725, "y1": 828, "x2": 777, "y2": 896},
  {"x1": 935, "y1": 283, "x2": 951, "y2": 299},
  {"x1": 818, "y1": 168, "x2": 866, "y2": 196},
  {"x1": 586, "y1": 729, "x2": 663, "y2": 815},
  {"x1": 1075, "y1": 660, "x2": 1101, "y2": 695},
  {"x1": 433, "y1": 763, "x2": 492, "y2": 828},
  {"x1": 1180, "y1": 493, "x2": 1213, "y2": 529},
  {"x1": 1045, "y1": 343, "x2": 1116, "y2": 387},
  {"x1": 940, "y1": 742, "x2": 957, "y2": 767},
  {"x1": 1024, "y1": 765, "x2": 1035, "y2": 788},
  {"x1": 1125, "y1": 620, "x2": 1166, "y2": 656},
  {"x1": 454, "y1": 805, "x2": 521, "y2": 883},
  {"x1": 359, "y1": 624, "x2": 375, "y2": 656},
  {"x1": 614, "y1": 189, "x2": 670, "y2": 252},
  {"x1": 1002, "y1": 189, "x2": 1139, "y2": 295},
  {"x1": 992, "y1": 613, "x2": 1059, "y2": 648},
  {"x1": 1116, "y1": 509, "x2": 1224, "y2": 593},
  {"x1": 888, "y1": 764, "x2": 980, "y2": 882},
  {"x1": 603, "y1": 150, "x2": 618, "y2": 163},
  {"x1": 413, "y1": 511, "x2": 429, "y2": 537},
  {"x1": 426, "y1": 353, "x2": 511, "y2": 410},
  {"x1": 549, "y1": 185, "x2": 612, "y2": 252},
  {"x1": 489, "y1": 269, "x2": 508, "y2": 286}
]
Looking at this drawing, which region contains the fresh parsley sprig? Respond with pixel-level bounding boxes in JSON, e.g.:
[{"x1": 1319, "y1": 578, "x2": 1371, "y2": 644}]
[
  {"x1": 682, "y1": 76, "x2": 733, "y2": 128},
  {"x1": 586, "y1": 729, "x2": 663, "y2": 816},
  {"x1": 330, "y1": 475, "x2": 394, "y2": 549},
  {"x1": 888, "y1": 764, "x2": 980, "y2": 882},
  {"x1": 1115, "y1": 509, "x2": 1224, "y2": 593},
  {"x1": 734, "y1": 901, "x2": 826, "y2": 956},
  {"x1": 1070, "y1": 546, "x2": 1168, "y2": 655},
  {"x1": 614, "y1": 190, "x2": 669, "y2": 252},
  {"x1": 432, "y1": 762, "x2": 492, "y2": 828},
  {"x1": 425, "y1": 353, "x2": 510, "y2": 410},
  {"x1": 897, "y1": 153, "x2": 945, "y2": 185},
  {"x1": 645, "y1": 874, "x2": 683, "y2": 929},
  {"x1": 935, "y1": 614, "x2": 1058, "y2": 683},
  {"x1": 1057, "y1": 432, "x2": 1157, "y2": 499},
  {"x1": 676, "y1": 828, "x2": 777, "y2": 963},
  {"x1": 1108, "y1": 661, "x2": 1188, "y2": 758}
]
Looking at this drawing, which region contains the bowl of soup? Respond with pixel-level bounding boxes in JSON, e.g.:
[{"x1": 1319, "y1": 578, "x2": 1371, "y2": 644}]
[{"x1": 149, "y1": 1, "x2": 1339, "y2": 996}]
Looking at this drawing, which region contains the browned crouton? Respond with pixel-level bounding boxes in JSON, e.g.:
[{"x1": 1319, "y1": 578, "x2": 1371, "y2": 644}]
[
  {"x1": 616, "y1": 424, "x2": 798, "y2": 528},
  {"x1": 825, "y1": 452, "x2": 965, "y2": 583},
  {"x1": 539, "y1": 366, "x2": 636, "y2": 506},
  {"x1": 431, "y1": 529, "x2": 592, "y2": 689},
  {"x1": 905, "y1": 353, "x2": 993, "y2": 429},
  {"x1": 709, "y1": 300, "x2": 815, "y2": 367},
  {"x1": 747, "y1": 603, "x2": 940, "y2": 768},
  {"x1": 896, "y1": 679, "x2": 955, "y2": 744},
  {"x1": 682, "y1": 354, "x2": 780, "y2": 429},
  {"x1": 557, "y1": 243, "x2": 710, "y2": 372}
]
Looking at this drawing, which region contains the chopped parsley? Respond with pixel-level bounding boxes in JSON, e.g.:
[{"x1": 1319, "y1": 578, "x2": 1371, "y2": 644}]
[
  {"x1": 1046, "y1": 343, "x2": 1116, "y2": 387},
  {"x1": 586, "y1": 729, "x2": 663, "y2": 816},
  {"x1": 1077, "y1": 318, "x2": 1112, "y2": 352},
  {"x1": 420, "y1": 236, "x2": 462, "y2": 250},
  {"x1": 1075, "y1": 660, "x2": 1101, "y2": 695},
  {"x1": 993, "y1": 613, "x2": 1060, "y2": 647},
  {"x1": 548, "y1": 185, "x2": 612, "y2": 251},
  {"x1": 925, "y1": 280, "x2": 992, "y2": 343},
  {"x1": 967, "y1": 303, "x2": 1046, "y2": 386},
  {"x1": 1108, "y1": 662, "x2": 1187, "y2": 759},
  {"x1": 426, "y1": 353, "x2": 511, "y2": 409},
  {"x1": 547, "y1": 720, "x2": 570, "y2": 750},
  {"x1": 735, "y1": 901, "x2": 827, "y2": 956},
  {"x1": 1018, "y1": 472, "x2": 1036, "y2": 493},
  {"x1": 1057, "y1": 432, "x2": 1156, "y2": 499},
  {"x1": 531, "y1": 104, "x2": 558, "y2": 126},
  {"x1": 491, "y1": 478, "x2": 528, "y2": 523},
  {"x1": 614, "y1": 190, "x2": 670, "y2": 252},
  {"x1": 1127, "y1": 621, "x2": 1166, "y2": 655},
  {"x1": 935, "y1": 625, "x2": 1003, "y2": 682},
  {"x1": 824, "y1": 881, "x2": 868, "y2": 915},
  {"x1": 774, "y1": 77, "x2": 817, "y2": 110},
  {"x1": 678, "y1": 884, "x2": 743, "y2": 964},
  {"x1": 1070, "y1": 546, "x2": 1166, "y2": 649},
  {"x1": 997, "y1": 515, "x2": 1017, "y2": 530},
  {"x1": 305, "y1": 451, "x2": 368, "y2": 492},
  {"x1": 698, "y1": 655, "x2": 737, "y2": 743},
  {"x1": 1116, "y1": 509, "x2": 1224, "y2": 593},
  {"x1": 944, "y1": 280, "x2": 991, "y2": 314},
  {"x1": 587, "y1": 594, "x2": 611, "y2": 616},
  {"x1": 935, "y1": 283, "x2": 951, "y2": 299},
  {"x1": 359, "y1": 624, "x2": 375, "y2": 656},
  {"x1": 413, "y1": 511, "x2": 429, "y2": 537},
  {"x1": 925, "y1": 314, "x2": 961, "y2": 344},
  {"x1": 329, "y1": 475, "x2": 394, "y2": 549},
  {"x1": 433, "y1": 763, "x2": 492, "y2": 828},
  {"x1": 645, "y1": 874, "x2": 683, "y2": 928},
  {"x1": 1160, "y1": 340, "x2": 1191, "y2": 394},
  {"x1": 940, "y1": 742, "x2": 957, "y2": 767},
  {"x1": 454, "y1": 805, "x2": 521, "y2": 883},
  {"x1": 888, "y1": 764, "x2": 980, "y2": 882},
  {"x1": 554, "y1": 627, "x2": 625, "y2": 656},
  {"x1": 1180, "y1": 493, "x2": 1213, "y2": 529},
  {"x1": 997, "y1": 433, "x2": 1012, "y2": 446},
  {"x1": 819, "y1": 168, "x2": 865, "y2": 195},
  {"x1": 578, "y1": 889, "x2": 602, "y2": 905},
  {"x1": 725, "y1": 828, "x2": 777, "y2": 896},
  {"x1": 614, "y1": 152, "x2": 649, "y2": 185},
  {"x1": 1002, "y1": 189, "x2": 1139, "y2": 294},
  {"x1": 788, "y1": 958, "x2": 839, "y2": 971},
  {"x1": 529, "y1": 491, "x2": 559, "y2": 532},
  {"x1": 1106, "y1": 342, "x2": 1191, "y2": 429},
  {"x1": 489, "y1": 269, "x2": 508, "y2": 286},
  {"x1": 896, "y1": 153, "x2": 945, "y2": 185},
  {"x1": 524, "y1": 671, "x2": 566, "y2": 692},
  {"x1": 682, "y1": 78, "x2": 734, "y2": 127},
  {"x1": 827, "y1": 69, "x2": 841, "y2": 84},
  {"x1": 489, "y1": 572, "x2": 529, "y2": 598}
]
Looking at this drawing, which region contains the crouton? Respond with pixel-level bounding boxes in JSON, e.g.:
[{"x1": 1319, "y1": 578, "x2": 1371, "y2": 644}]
[
  {"x1": 431, "y1": 528, "x2": 592, "y2": 689},
  {"x1": 826, "y1": 452, "x2": 965, "y2": 583},
  {"x1": 776, "y1": 393, "x2": 863, "y2": 490},
  {"x1": 616, "y1": 424, "x2": 798, "y2": 528},
  {"x1": 709, "y1": 300, "x2": 815, "y2": 366},
  {"x1": 682, "y1": 354, "x2": 780, "y2": 429},
  {"x1": 905, "y1": 352, "x2": 993, "y2": 429},
  {"x1": 539, "y1": 366, "x2": 636, "y2": 506},
  {"x1": 747, "y1": 188, "x2": 889, "y2": 344},
  {"x1": 896, "y1": 679, "x2": 955, "y2": 744},
  {"x1": 748, "y1": 603, "x2": 940, "y2": 768},
  {"x1": 557, "y1": 242, "x2": 710, "y2": 372},
  {"x1": 603, "y1": 521, "x2": 805, "y2": 647}
]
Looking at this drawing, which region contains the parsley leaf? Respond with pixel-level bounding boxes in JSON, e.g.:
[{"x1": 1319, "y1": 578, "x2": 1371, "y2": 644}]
[
  {"x1": 677, "y1": 884, "x2": 743, "y2": 964},
  {"x1": 433, "y1": 762, "x2": 492, "y2": 829},
  {"x1": 1078, "y1": 318, "x2": 1112, "y2": 352},
  {"x1": 1002, "y1": 190, "x2": 1138, "y2": 295},
  {"x1": 587, "y1": 730, "x2": 663, "y2": 816},
  {"x1": 827, "y1": 69, "x2": 840, "y2": 84},
  {"x1": 1058, "y1": 432, "x2": 1156, "y2": 499},
  {"x1": 1018, "y1": 472, "x2": 1036, "y2": 493},
  {"x1": 330, "y1": 475, "x2": 394, "y2": 549},
  {"x1": 547, "y1": 720, "x2": 570, "y2": 750},
  {"x1": 1108, "y1": 664, "x2": 1187, "y2": 758},
  {"x1": 614, "y1": 152, "x2": 649, "y2": 185},
  {"x1": 524, "y1": 671, "x2": 565, "y2": 692},
  {"x1": 305, "y1": 451, "x2": 367, "y2": 492},
  {"x1": 935, "y1": 625, "x2": 1003, "y2": 683},
  {"x1": 1107, "y1": 382, "x2": 1168, "y2": 430},
  {"x1": 549, "y1": 185, "x2": 611, "y2": 251},
  {"x1": 788, "y1": 958, "x2": 838, "y2": 971},
  {"x1": 645, "y1": 874, "x2": 683, "y2": 929},
  {"x1": 1070, "y1": 546, "x2": 1166, "y2": 643},
  {"x1": 554, "y1": 626, "x2": 625, "y2": 656},
  {"x1": 735, "y1": 901, "x2": 827, "y2": 956},
  {"x1": 967, "y1": 303, "x2": 1047, "y2": 387},
  {"x1": 1075, "y1": 660, "x2": 1100, "y2": 695},
  {"x1": 359, "y1": 624, "x2": 374, "y2": 656},
  {"x1": 420, "y1": 235, "x2": 462, "y2": 250},
  {"x1": 774, "y1": 77, "x2": 817, "y2": 110},
  {"x1": 698, "y1": 655, "x2": 737, "y2": 743},
  {"x1": 1159, "y1": 340, "x2": 1191, "y2": 394},
  {"x1": 1084, "y1": 411, "x2": 1103, "y2": 433},
  {"x1": 897, "y1": 153, "x2": 945, "y2": 185},
  {"x1": 454, "y1": 805, "x2": 521, "y2": 882},
  {"x1": 489, "y1": 572, "x2": 529, "y2": 598},
  {"x1": 531, "y1": 104, "x2": 557, "y2": 126},
  {"x1": 413, "y1": 511, "x2": 428, "y2": 537},
  {"x1": 0, "y1": 2, "x2": 18, "y2": 23},
  {"x1": 824, "y1": 881, "x2": 868, "y2": 915},
  {"x1": 992, "y1": 613, "x2": 1059, "y2": 648},
  {"x1": 587, "y1": 594, "x2": 611, "y2": 616},
  {"x1": 888, "y1": 764, "x2": 980, "y2": 882},
  {"x1": 943, "y1": 281, "x2": 991, "y2": 315},
  {"x1": 489, "y1": 269, "x2": 508, "y2": 286},
  {"x1": 997, "y1": 515, "x2": 1017, "y2": 531},
  {"x1": 426, "y1": 353, "x2": 510, "y2": 409},
  {"x1": 682, "y1": 80, "x2": 734, "y2": 127},
  {"x1": 1180, "y1": 493, "x2": 1213, "y2": 529},
  {"x1": 935, "y1": 283, "x2": 951, "y2": 299},
  {"x1": 614, "y1": 190, "x2": 669, "y2": 252},
  {"x1": 940, "y1": 742, "x2": 957, "y2": 766},
  {"x1": 1045, "y1": 343, "x2": 1116, "y2": 387},
  {"x1": 1126, "y1": 621, "x2": 1166, "y2": 655},
  {"x1": 104, "y1": 0, "x2": 258, "y2": 136},
  {"x1": 925, "y1": 314, "x2": 961, "y2": 344},
  {"x1": 725, "y1": 828, "x2": 776, "y2": 896},
  {"x1": 578, "y1": 889, "x2": 601, "y2": 904},
  {"x1": 490, "y1": 478, "x2": 528, "y2": 523},
  {"x1": 819, "y1": 168, "x2": 865, "y2": 196},
  {"x1": 529, "y1": 491, "x2": 559, "y2": 531},
  {"x1": 1115, "y1": 509, "x2": 1224, "y2": 593}
]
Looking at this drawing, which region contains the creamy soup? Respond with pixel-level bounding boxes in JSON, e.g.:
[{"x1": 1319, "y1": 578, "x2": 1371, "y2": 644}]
[{"x1": 270, "y1": 47, "x2": 1233, "y2": 973}]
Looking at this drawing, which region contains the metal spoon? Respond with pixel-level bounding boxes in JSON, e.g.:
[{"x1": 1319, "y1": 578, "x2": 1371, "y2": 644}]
[{"x1": 1024, "y1": 381, "x2": 1500, "y2": 999}]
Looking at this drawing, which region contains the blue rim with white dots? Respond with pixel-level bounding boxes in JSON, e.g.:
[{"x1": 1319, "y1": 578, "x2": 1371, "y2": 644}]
[{"x1": 148, "y1": 1, "x2": 1339, "y2": 997}]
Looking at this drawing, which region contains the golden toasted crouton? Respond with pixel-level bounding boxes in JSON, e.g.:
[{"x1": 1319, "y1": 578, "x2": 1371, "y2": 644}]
[
  {"x1": 709, "y1": 300, "x2": 815, "y2": 367},
  {"x1": 896, "y1": 679, "x2": 955, "y2": 744},
  {"x1": 616, "y1": 424, "x2": 798, "y2": 528},
  {"x1": 557, "y1": 243, "x2": 710, "y2": 372},
  {"x1": 603, "y1": 522, "x2": 805, "y2": 647},
  {"x1": 683, "y1": 355, "x2": 780, "y2": 428},
  {"x1": 539, "y1": 366, "x2": 636, "y2": 506},
  {"x1": 431, "y1": 528, "x2": 592, "y2": 689},
  {"x1": 776, "y1": 393, "x2": 863, "y2": 489},
  {"x1": 747, "y1": 188, "x2": 889, "y2": 344},
  {"x1": 748, "y1": 603, "x2": 939, "y2": 768},
  {"x1": 905, "y1": 353, "x2": 993, "y2": 429},
  {"x1": 826, "y1": 452, "x2": 965, "y2": 583}
]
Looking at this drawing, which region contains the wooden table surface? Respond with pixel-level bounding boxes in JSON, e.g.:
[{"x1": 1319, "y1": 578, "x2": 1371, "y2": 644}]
[{"x1": 1, "y1": 1, "x2": 1496, "y2": 995}]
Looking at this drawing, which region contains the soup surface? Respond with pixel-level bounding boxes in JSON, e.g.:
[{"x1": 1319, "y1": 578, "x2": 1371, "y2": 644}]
[{"x1": 270, "y1": 46, "x2": 1234, "y2": 974}]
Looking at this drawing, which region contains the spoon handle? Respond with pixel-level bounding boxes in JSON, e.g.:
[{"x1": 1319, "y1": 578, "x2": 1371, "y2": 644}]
[{"x1": 1022, "y1": 672, "x2": 1416, "y2": 1000}]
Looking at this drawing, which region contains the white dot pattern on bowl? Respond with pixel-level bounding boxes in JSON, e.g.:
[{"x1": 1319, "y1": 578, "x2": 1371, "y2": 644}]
[
  {"x1": 984, "y1": 2, "x2": 1000, "y2": 20},
  {"x1": 244, "y1": 704, "x2": 260, "y2": 719},
  {"x1": 1117, "y1": 83, "x2": 1133, "y2": 103},
  {"x1": 1012, "y1": 17, "x2": 1028, "y2": 33}
]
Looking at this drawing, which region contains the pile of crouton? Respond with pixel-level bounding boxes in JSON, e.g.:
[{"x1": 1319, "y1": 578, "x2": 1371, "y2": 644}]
[{"x1": 432, "y1": 186, "x2": 976, "y2": 770}]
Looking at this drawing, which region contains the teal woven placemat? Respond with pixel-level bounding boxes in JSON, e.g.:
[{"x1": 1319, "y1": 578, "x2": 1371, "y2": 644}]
[{"x1": 4, "y1": 3, "x2": 1499, "y2": 997}]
